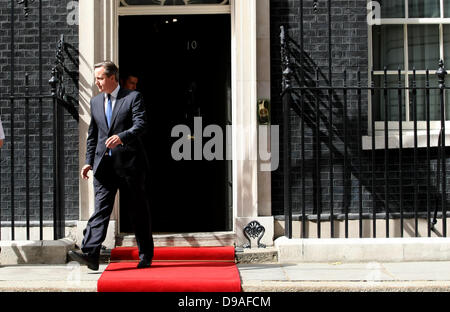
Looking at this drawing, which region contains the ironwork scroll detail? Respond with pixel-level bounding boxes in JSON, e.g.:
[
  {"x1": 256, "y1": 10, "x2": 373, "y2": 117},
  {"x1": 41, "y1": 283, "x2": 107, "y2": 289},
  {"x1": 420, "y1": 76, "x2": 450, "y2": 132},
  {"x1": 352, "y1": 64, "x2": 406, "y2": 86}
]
[
  {"x1": 280, "y1": 26, "x2": 293, "y2": 97},
  {"x1": 313, "y1": 0, "x2": 318, "y2": 13},
  {"x1": 243, "y1": 221, "x2": 266, "y2": 249},
  {"x1": 48, "y1": 34, "x2": 78, "y2": 122},
  {"x1": 437, "y1": 59, "x2": 447, "y2": 89},
  {"x1": 17, "y1": 0, "x2": 35, "y2": 18},
  {"x1": 49, "y1": 35, "x2": 65, "y2": 99}
]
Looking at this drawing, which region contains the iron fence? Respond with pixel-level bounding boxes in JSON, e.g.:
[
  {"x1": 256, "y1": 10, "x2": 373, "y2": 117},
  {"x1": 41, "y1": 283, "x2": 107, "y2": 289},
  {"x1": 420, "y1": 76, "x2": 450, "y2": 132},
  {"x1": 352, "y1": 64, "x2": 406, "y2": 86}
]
[
  {"x1": 0, "y1": 0, "x2": 75, "y2": 241},
  {"x1": 281, "y1": 25, "x2": 450, "y2": 239}
]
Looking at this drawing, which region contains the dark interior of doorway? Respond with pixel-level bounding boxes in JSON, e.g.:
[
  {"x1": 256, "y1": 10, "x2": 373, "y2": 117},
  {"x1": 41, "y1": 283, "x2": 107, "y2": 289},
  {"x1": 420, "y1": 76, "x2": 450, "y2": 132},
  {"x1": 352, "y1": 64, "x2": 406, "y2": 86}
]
[{"x1": 118, "y1": 14, "x2": 232, "y2": 233}]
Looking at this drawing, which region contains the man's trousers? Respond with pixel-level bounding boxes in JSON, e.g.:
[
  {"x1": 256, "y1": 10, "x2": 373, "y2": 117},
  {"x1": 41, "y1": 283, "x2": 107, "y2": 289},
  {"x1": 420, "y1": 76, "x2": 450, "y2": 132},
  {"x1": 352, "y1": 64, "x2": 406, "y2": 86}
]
[{"x1": 81, "y1": 156, "x2": 154, "y2": 260}]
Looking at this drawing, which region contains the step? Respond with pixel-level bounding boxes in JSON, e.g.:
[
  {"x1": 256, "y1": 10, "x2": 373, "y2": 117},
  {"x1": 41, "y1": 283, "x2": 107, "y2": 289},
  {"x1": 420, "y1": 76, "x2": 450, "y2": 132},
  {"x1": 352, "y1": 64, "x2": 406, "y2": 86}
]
[
  {"x1": 235, "y1": 247, "x2": 278, "y2": 264},
  {"x1": 99, "y1": 245, "x2": 278, "y2": 264},
  {"x1": 116, "y1": 232, "x2": 236, "y2": 247},
  {"x1": 0, "y1": 239, "x2": 75, "y2": 265}
]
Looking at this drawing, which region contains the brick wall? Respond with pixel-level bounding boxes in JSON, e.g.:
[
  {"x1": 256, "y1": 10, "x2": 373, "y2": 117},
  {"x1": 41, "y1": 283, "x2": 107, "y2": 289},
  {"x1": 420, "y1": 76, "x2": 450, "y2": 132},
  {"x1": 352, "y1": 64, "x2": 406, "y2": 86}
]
[
  {"x1": 0, "y1": 0, "x2": 445, "y2": 227},
  {"x1": 0, "y1": 0, "x2": 79, "y2": 223}
]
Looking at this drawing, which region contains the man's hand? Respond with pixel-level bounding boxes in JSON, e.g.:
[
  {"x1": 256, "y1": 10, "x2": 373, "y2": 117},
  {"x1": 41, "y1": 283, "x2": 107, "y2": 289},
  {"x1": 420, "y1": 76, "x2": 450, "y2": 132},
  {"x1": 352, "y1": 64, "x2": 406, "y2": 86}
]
[
  {"x1": 0, "y1": 139, "x2": 3, "y2": 148},
  {"x1": 81, "y1": 164, "x2": 92, "y2": 180},
  {"x1": 105, "y1": 135, "x2": 123, "y2": 150}
]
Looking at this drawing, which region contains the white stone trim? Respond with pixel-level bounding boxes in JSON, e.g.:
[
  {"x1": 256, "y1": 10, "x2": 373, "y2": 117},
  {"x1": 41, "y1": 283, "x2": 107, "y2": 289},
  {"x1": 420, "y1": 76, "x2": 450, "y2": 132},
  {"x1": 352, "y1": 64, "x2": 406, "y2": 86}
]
[
  {"x1": 78, "y1": 0, "x2": 273, "y2": 245},
  {"x1": 231, "y1": 0, "x2": 258, "y2": 220},
  {"x1": 256, "y1": 0, "x2": 271, "y2": 217},
  {"x1": 275, "y1": 236, "x2": 450, "y2": 262},
  {"x1": 118, "y1": 4, "x2": 231, "y2": 15}
]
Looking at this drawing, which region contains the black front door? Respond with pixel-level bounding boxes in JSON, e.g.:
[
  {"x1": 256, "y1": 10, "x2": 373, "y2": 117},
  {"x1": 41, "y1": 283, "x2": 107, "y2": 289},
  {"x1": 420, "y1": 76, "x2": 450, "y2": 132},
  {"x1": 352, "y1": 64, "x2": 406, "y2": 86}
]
[{"x1": 119, "y1": 14, "x2": 232, "y2": 233}]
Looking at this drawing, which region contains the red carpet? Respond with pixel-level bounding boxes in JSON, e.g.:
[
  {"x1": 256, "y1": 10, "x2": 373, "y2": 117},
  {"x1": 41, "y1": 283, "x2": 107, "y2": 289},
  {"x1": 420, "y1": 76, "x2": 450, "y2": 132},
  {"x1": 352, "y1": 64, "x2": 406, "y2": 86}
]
[
  {"x1": 110, "y1": 246, "x2": 236, "y2": 262},
  {"x1": 97, "y1": 246, "x2": 241, "y2": 292}
]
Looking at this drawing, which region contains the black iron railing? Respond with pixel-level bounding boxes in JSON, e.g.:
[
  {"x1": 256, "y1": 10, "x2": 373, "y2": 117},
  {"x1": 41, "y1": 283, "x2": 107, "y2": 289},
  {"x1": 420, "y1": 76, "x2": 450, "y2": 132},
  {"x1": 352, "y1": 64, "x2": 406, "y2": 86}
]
[
  {"x1": 281, "y1": 25, "x2": 450, "y2": 239},
  {"x1": 0, "y1": 1, "x2": 76, "y2": 241}
]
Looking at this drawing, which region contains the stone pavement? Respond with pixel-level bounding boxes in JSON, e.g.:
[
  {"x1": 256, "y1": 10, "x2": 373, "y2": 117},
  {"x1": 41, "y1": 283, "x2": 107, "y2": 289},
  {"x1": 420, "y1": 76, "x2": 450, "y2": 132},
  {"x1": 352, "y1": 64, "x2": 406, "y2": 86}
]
[
  {"x1": 238, "y1": 261, "x2": 450, "y2": 292},
  {"x1": 1, "y1": 260, "x2": 450, "y2": 292}
]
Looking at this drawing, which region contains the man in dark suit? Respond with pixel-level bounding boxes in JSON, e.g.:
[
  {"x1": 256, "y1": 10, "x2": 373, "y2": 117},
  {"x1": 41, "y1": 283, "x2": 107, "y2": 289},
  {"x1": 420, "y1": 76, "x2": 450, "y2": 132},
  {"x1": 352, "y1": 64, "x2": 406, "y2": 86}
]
[{"x1": 69, "y1": 61, "x2": 153, "y2": 270}]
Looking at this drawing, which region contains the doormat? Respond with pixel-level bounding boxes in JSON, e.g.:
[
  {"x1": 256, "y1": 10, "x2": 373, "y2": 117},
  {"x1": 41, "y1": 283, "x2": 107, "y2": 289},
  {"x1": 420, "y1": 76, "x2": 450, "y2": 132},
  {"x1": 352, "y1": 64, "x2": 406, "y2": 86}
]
[{"x1": 97, "y1": 246, "x2": 241, "y2": 292}]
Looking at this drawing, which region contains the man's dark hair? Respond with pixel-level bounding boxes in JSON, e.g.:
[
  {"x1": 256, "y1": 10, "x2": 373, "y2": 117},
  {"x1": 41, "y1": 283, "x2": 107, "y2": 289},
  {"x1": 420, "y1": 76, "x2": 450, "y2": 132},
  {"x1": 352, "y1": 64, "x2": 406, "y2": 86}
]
[{"x1": 94, "y1": 61, "x2": 119, "y2": 82}]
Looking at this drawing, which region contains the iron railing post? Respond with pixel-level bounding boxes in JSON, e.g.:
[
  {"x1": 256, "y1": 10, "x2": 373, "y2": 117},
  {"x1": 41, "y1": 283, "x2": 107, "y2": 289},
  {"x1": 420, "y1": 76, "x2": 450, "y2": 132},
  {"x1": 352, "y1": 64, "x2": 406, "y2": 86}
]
[
  {"x1": 39, "y1": 0, "x2": 44, "y2": 240},
  {"x1": 437, "y1": 60, "x2": 447, "y2": 237},
  {"x1": 343, "y1": 70, "x2": 348, "y2": 238},
  {"x1": 426, "y1": 69, "x2": 431, "y2": 237},
  {"x1": 370, "y1": 69, "x2": 376, "y2": 237},
  {"x1": 383, "y1": 67, "x2": 389, "y2": 237},
  {"x1": 25, "y1": 73, "x2": 30, "y2": 240},
  {"x1": 300, "y1": 0, "x2": 306, "y2": 239},
  {"x1": 398, "y1": 67, "x2": 404, "y2": 237},
  {"x1": 49, "y1": 35, "x2": 66, "y2": 240},
  {"x1": 281, "y1": 26, "x2": 292, "y2": 239},
  {"x1": 327, "y1": 0, "x2": 333, "y2": 240},
  {"x1": 412, "y1": 68, "x2": 418, "y2": 237},
  {"x1": 10, "y1": 0, "x2": 15, "y2": 240},
  {"x1": 357, "y1": 70, "x2": 363, "y2": 237}
]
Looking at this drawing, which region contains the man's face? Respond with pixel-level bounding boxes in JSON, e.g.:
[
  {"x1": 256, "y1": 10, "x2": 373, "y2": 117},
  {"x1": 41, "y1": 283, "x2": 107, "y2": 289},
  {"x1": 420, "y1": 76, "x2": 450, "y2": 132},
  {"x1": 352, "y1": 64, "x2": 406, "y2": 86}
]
[
  {"x1": 95, "y1": 66, "x2": 117, "y2": 94},
  {"x1": 124, "y1": 76, "x2": 138, "y2": 90}
]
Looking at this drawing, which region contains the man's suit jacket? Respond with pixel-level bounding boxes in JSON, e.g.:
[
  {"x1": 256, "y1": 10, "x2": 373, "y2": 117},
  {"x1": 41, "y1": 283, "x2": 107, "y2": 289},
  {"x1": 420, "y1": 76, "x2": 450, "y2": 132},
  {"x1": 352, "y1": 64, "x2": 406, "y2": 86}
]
[{"x1": 85, "y1": 87, "x2": 147, "y2": 178}]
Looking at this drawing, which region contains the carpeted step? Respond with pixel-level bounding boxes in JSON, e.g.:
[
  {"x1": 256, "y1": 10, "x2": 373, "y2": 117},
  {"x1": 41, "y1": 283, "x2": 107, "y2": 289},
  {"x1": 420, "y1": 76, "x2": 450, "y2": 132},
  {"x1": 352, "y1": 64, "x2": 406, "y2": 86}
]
[{"x1": 110, "y1": 246, "x2": 236, "y2": 262}]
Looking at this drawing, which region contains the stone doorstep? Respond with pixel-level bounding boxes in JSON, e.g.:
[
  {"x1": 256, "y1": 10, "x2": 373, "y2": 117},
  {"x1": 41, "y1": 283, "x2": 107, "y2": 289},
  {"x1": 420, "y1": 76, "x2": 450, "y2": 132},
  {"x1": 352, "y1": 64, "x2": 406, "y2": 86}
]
[
  {"x1": 98, "y1": 245, "x2": 278, "y2": 264},
  {"x1": 116, "y1": 232, "x2": 237, "y2": 248},
  {"x1": 0, "y1": 239, "x2": 75, "y2": 265},
  {"x1": 235, "y1": 247, "x2": 278, "y2": 264}
]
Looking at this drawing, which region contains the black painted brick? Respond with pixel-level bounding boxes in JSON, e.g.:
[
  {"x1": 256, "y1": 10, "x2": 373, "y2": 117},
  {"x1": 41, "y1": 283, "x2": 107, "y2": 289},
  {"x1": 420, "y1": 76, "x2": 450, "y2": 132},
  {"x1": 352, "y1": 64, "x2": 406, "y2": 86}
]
[{"x1": 0, "y1": 0, "x2": 79, "y2": 222}]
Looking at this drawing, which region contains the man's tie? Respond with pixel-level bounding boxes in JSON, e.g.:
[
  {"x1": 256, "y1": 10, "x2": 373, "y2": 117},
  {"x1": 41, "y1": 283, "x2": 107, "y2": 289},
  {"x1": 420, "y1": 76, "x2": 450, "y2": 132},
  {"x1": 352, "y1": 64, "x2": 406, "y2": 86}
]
[
  {"x1": 106, "y1": 94, "x2": 112, "y2": 156},
  {"x1": 106, "y1": 94, "x2": 112, "y2": 128}
]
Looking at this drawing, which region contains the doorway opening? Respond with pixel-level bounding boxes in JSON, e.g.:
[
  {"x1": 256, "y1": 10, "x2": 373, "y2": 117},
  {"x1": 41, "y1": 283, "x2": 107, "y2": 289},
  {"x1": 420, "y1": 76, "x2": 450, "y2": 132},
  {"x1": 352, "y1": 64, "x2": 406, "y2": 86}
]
[{"x1": 118, "y1": 14, "x2": 232, "y2": 233}]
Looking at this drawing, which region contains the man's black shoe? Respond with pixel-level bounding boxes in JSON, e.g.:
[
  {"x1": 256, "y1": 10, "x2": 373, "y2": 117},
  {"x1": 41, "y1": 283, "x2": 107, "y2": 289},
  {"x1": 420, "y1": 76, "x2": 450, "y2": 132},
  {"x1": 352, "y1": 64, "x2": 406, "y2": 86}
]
[
  {"x1": 68, "y1": 250, "x2": 100, "y2": 271},
  {"x1": 137, "y1": 258, "x2": 152, "y2": 269}
]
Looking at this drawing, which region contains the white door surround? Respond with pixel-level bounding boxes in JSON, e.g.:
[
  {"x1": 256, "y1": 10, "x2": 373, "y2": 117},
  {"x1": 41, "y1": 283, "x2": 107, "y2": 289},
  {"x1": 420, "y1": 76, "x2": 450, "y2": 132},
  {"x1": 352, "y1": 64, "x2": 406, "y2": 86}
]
[{"x1": 77, "y1": 0, "x2": 273, "y2": 248}]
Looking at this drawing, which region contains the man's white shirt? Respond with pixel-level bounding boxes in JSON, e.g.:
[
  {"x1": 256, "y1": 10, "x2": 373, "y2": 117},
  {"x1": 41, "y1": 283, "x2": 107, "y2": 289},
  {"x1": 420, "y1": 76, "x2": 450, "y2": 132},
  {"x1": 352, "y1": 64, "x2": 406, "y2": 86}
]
[{"x1": 104, "y1": 84, "x2": 120, "y2": 117}]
